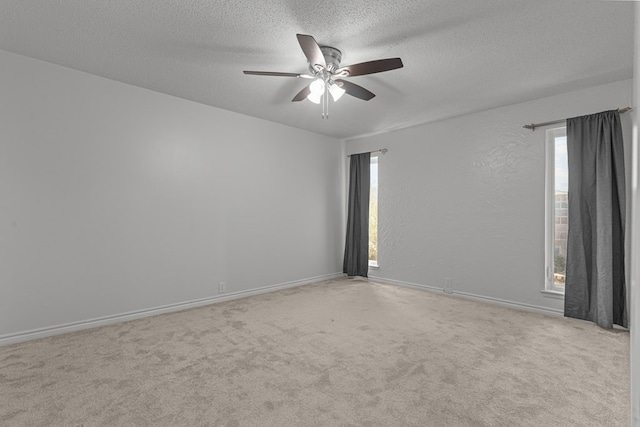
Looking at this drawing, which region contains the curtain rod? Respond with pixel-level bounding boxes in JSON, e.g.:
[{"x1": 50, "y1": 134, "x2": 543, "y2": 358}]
[
  {"x1": 346, "y1": 148, "x2": 388, "y2": 157},
  {"x1": 523, "y1": 107, "x2": 632, "y2": 131}
]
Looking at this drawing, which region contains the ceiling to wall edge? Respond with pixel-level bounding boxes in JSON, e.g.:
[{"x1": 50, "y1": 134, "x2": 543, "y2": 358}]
[
  {"x1": 4, "y1": 47, "x2": 631, "y2": 146},
  {"x1": 343, "y1": 77, "x2": 635, "y2": 144}
]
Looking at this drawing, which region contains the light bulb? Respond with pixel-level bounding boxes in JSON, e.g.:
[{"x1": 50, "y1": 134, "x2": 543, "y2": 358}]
[
  {"x1": 309, "y1": 78, "x2": 325, "y2": 95},
  {"x1": 329, "y1": 83, "x2": 345, "y2": 101},
  {"x1": 307, "y1": 92, "x2": 322, "y2": 104}
]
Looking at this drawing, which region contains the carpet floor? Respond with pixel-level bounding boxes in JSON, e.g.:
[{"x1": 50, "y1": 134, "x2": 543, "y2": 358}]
[{"x1": 0, "y1": 278, "x2": 630, "y2": 426}]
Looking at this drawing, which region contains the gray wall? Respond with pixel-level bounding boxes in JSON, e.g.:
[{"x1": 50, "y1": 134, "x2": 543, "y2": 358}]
[
  {"x1": 346, "y1": 79, "x2": 633, "y2": 315},
  {"x1": 0, "y1": 50, "x2": 344, "y2": 340}
]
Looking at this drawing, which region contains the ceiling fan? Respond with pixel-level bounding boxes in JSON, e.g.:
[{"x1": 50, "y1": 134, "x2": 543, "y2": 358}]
[{"x1": 243, "y1": 34, "x2": 403, "y2": 118}]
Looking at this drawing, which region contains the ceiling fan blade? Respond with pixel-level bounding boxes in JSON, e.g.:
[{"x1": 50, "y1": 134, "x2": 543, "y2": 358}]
[
  {"x1": 243, "y1": 71, "x2": 313, "y2": 78},
  {"x1": 336, "y1": 58, "x2": 403, "y2": 77},
  {"x1": 334, "y1": 79, "x2": 375, "y2": 101},
  {"x1": 292, "y1": 84, "x2": 312, "y2": 102},
  {"x1": 296, "y1": 34, "x2": 326, "y2": 69}
]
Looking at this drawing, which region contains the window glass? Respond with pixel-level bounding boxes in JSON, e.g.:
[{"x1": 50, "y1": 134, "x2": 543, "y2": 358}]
[{"x1": 545, "y1": 128, "x2": 567, "y2": 293}]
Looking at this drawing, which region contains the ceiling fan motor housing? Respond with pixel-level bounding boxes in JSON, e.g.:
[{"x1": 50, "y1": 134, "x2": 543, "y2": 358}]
[{"x1": 309, "y1": 46, "x2": 342, "y2": 74}]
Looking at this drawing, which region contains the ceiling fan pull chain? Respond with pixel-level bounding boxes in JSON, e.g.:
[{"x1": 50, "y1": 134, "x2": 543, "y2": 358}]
[
  {"x1": 324, "y1": 83, "x2": 329, "y2": 119},
  {"x1": 322, "y1": 80, "x2": 327, "y2": 119},
  {"x1": 322, "y1": 81, "x2": 325, "y2": 119}
]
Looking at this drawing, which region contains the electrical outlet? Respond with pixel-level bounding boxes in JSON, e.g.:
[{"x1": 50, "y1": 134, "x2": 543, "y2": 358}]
[
  {"x1": 444, "y1": 277, "x2": 453, "y2": 294},
  {"x1": 218, "y1": 282, "x2": 226, "y2": 294}
]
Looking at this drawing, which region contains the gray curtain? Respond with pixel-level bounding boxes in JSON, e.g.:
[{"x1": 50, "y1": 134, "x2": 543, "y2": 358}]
[
  {"x1": 564, "y1": 110, "x2": 627, "y2": 328},
  {"x1": 343, "y1": 152, "x2": 371, "y2": 277}
]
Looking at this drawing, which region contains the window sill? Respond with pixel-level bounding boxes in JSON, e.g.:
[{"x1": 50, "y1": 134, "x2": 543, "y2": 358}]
[
  {"x1": 541, "y1": 289, "x2": 564, "y2": 299},
  {"x1": 368, "y1": 261, "x2": 379, "y2": 270}
]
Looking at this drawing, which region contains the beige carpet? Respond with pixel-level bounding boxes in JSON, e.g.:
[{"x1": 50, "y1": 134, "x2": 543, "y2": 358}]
[{"x1": 0, "y1": 279, "x2": 630, "y2": 426}]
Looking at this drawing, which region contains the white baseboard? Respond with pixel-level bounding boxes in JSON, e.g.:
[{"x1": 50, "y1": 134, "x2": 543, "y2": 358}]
[
  {"x1": 369, "y1": 275, "x2": 564, "y2": 317},
  {"x1": 0, "y1": 272, "x2": 344, "y2": 347}
]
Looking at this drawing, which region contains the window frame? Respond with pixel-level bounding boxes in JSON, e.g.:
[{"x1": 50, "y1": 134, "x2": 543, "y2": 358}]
[
  {"x1": 368, "y1": 154, "x2": 379, "y2": 268},
  {"x1": 544, "y1": 126, "x2": 567, "y2": 296}
]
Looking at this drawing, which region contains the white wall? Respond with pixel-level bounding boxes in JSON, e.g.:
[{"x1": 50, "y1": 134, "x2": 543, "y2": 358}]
[
  {"x1": 346, "y1": 79, "x2": 633, "y2": 314},
  {"x1": 0, "y1": 50, "x2": 344, "y2": 340}
]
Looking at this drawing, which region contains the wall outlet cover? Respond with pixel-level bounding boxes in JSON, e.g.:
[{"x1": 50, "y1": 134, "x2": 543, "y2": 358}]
[{"x1": 444, "y1": 277, "x2": 453, "y2": 294}]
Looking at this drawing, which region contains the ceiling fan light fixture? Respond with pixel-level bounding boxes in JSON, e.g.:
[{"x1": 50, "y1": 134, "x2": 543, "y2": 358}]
[
  {"x1": 307, "y1": 92, "x2": 323, "y2": 104},
  {"x1": 329, "y1": 83, "x2": 345, "y2": 102},
  {"x1": 309, "y1": 78, "x2": 325, "y2": 95}
]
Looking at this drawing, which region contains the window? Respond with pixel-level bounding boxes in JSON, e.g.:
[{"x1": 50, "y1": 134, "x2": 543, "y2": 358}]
[
  {"x1": 369, "y1": 155, "x2": 378, "y2": 267},
  {"x1": 545, "y1": 127, "x2": 568, "y2": 294}
]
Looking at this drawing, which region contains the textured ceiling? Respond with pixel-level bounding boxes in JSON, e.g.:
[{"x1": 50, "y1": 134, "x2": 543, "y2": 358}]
[{"x1": 0, "y1": 0, "x2": 634, "y2": 141}]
